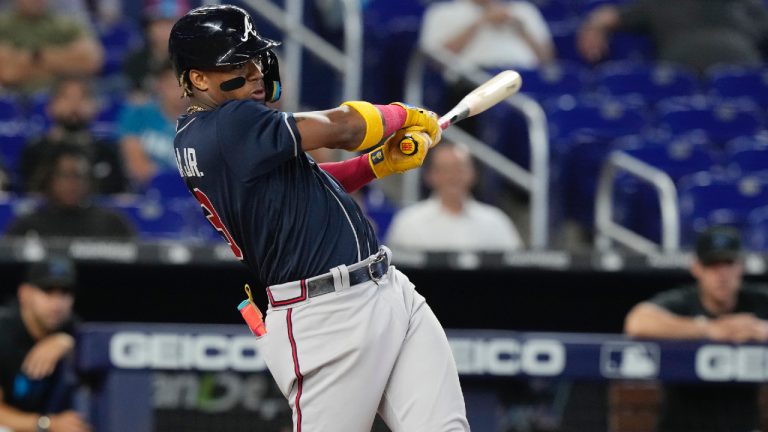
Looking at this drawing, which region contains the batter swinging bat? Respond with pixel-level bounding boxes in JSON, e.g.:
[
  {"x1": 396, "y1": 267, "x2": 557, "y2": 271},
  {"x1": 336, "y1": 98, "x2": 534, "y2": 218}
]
[{"x1": 399, "y1": 70, "x2": 523, "y2": 155}]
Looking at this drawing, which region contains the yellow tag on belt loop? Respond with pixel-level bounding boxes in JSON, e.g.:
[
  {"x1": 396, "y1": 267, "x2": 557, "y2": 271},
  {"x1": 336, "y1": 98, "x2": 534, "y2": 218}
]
[{"x1": 244, "y1": 284, "x2": 255, "y2": 306}]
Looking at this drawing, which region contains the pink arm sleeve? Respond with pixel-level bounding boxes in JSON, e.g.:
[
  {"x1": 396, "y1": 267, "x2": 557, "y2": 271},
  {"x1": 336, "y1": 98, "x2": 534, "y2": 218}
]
[{"x1": 319, "y1": 154, "x2": 375, "y2": 193}]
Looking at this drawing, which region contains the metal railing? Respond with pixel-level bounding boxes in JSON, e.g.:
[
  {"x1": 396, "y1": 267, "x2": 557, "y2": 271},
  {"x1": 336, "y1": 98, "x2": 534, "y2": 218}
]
[
  {"x1": 594, "y1": 151, "x2": 680, "y2": 254},
  {"x1": 234, "y1": 0, "x2": 363, "y2": 110},
  {"x1": 402, "y1": 48, "x2": 550, "y2": 249}
]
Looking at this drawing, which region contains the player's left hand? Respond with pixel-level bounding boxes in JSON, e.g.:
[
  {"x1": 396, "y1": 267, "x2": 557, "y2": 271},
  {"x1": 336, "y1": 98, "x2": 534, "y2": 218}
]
[
  {"x1": 22, "y1": 333, "x2": 75, "y2": 379},
  {"x1": 390, "y1": 103, "x2": 442, "y2": 146},
  {"x1": 368, "y1": 126, "x2": 432, "y2": 178}
]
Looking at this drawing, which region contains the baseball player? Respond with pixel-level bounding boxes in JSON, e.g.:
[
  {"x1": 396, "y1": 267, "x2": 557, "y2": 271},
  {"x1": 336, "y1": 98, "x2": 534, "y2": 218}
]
[{"x1": 169, "y1": 5, "x2": 469, "y2": 432}]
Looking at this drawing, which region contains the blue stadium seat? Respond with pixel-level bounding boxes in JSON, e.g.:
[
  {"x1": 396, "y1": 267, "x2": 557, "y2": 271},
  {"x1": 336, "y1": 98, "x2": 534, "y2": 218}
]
[
  {"x1": 549, "y1": 19, "x2": 583, "y2": 64},
  {"x1": 707, "y1": 65, "x2": 768, "y2": 108},
  {"x1": 0, "y1": 196, "x2": 42, "y2": 234},
  {"x1": 746, "y1": 205, "x2": 768, "y2": 251},
  {"x1": 0, "y1": 195, "x2": 15, "y2": 234},
  {"x1": 100, "y1": 196, "x2": 190, "y2": 240},
  {"x1": 517, "y1": 62, "x2": 588, "y2": 98},
  {"x1": 530, "y1": 0, "x2": 575, "y2": 21},
  {"x1": 91, "y1": 97, "x2": 124, "y2": 139},
  {"x1": 146, "y1": 170, "x2": 189, "y2": 199},
  {"x1": 97, "y1": 20, "x2": 141, "y2": 76},
  {"x1": 657, "y1": 96, "x2": 764, "y2": 145},
  {"x1": 0, "y1": 96, "x2": 29, "y2": 179},
  {"x1": 363, "y1": 186, "x2": 398, "y2": 242},
  {"x1": 724, "y1": 133, "x2": 768, "y2": 176},
  {"x1": 678, "y1": 172, "x2": 768, "y2": 246},
  {"x1": 595, "y1": 61, "x2": 698, "y2": 104},
  {"x1": 612, "y1": 140, "x2": 717, "y2": 242},
  {"x1": 545, "y1": 95, "x2": 649, "y2": 140}
]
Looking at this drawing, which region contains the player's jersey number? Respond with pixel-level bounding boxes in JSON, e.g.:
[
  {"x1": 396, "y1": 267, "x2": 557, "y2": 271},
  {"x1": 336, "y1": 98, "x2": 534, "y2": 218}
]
[{"x1": 193, "y1": 188, "x2": 243, "y2": 260}]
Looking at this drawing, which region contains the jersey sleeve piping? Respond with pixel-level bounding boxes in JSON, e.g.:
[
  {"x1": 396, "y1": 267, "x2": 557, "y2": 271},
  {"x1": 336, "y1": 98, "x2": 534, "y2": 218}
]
[{"x1": 282, "y1": 112, "x2": 299, "y2": 157}]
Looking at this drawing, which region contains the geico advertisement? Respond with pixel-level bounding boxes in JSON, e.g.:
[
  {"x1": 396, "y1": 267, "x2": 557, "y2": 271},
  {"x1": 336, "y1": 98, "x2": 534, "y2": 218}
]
[
  {"x1": 110, "y1": 332, "x2": 268, "y2": 371},
  {"x1": 696, "y1": 345, "x2": 768, "y2": 382},
  {"x1": 450, "y1": 338, "x2": 566, "y2": 376},
  {"x1": 109, "y1": 332, "x2": 567, "y2": 376}
]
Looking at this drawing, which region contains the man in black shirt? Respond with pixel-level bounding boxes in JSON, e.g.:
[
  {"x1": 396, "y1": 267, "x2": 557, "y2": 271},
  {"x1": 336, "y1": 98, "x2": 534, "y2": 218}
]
[
  {"x1": 625, "y1": 226, "x2": 768, "y2": 432},
  {"x1": 0, "y1": 256, "x2": 90, "y2": 432}
]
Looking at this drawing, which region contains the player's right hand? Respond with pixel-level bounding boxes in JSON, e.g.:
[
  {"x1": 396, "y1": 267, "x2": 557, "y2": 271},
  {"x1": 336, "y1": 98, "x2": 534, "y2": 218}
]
[
  {"x1": 367, "y1": 126, "x2": 432, "y2": 178},
  {"x1": 390, "y1": 102, "x2": 442, "y2": 147}
]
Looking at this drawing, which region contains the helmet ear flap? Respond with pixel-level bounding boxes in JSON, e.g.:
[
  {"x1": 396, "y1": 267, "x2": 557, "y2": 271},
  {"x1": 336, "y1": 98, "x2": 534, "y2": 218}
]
[{"x1": 261, "y1": 50, "x2": 281, "y2": 103}]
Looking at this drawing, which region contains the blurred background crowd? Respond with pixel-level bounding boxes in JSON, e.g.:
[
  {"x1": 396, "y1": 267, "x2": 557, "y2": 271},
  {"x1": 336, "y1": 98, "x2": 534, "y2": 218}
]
[{"x1": 0, "y1": 0, "x2": 764, "y2": 254}]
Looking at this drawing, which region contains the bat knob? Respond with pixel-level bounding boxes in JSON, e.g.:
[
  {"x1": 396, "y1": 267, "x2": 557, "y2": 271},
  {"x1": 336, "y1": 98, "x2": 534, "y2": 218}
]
[{"x1": 399, "y1": 136, "x2": 418, "y2": 156}]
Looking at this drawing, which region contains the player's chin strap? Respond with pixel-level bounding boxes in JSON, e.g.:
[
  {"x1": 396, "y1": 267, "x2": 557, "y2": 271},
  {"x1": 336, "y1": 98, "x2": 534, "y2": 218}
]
[{"x1": 218, "y1": 50, "x2": 282, "y2": 103}]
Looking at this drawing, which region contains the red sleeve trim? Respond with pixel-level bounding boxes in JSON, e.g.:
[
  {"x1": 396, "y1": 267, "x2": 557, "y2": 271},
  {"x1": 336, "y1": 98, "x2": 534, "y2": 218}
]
[{"x1": 319, "y1": 154, "x2": 375, "y2": 193}]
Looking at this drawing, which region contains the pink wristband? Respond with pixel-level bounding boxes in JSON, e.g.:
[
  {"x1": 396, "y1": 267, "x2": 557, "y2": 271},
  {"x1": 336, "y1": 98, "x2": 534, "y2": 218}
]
[{"x1": 375, "y1": 104, "x2": 407, "y2": 136}]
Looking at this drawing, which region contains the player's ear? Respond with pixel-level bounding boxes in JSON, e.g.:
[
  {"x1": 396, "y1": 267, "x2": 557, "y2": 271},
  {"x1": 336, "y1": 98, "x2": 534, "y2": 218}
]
[{"x1": 188, "y1": 69, "x2": 210, "y2": 92}]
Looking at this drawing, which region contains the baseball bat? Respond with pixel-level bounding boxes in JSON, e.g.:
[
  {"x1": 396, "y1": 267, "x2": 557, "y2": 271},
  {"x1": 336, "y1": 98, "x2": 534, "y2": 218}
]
[{"x1": 400, "y1": 70, "x2": 523, "y2": 155}]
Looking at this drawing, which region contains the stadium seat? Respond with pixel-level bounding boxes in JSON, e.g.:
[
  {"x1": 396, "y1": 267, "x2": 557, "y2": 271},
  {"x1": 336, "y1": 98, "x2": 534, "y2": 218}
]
[
  {"x1": 91, "y1": 97, "x2": 124, "y2": 139},
  {"x1": 0, "y1": 195, "x2": 15, "y2": 234},
  {"x1": 746, "y1": 205, "x2": 768, "y2": 251},
  {"x1": 97, "y1": 20, "x2": 141, "y2": 76},
  {"x1": 363, "y1": 186, "x2": 398, "y2": 242},
  {"x1": 100, "y1": 196, "x2": 190, "y2": 240},
  {"x1": 725, "y1": 133, "x2": 768, "y2": 176},
  {"x1": 657, "y1": 96, "x2": 764, "y2": 145},
  {"x1": 612, "y1": 140, "x2": 717, "y2": 242},
  {"x1": 595, "y1": 61, "x2": 698, "y2": 104},
  {"x1": 517, "y1": 62, "x2": 589, "y2": 99},
  {"x1": 0, "y1": 195, "x2": 42, "y2": 234},
  {"x1": 0, "y1": 96, "x2": 29, "y2": 179},
  {"x1": 146, "y1": 170, "x2": 188, "y2": 199},
  {"x1": 545, "y1": 95, "x2": 649, "y2": 140},
  {"x1": 707, "y1": 65, "x2": 768, "y2": 108},
  {"x1": 678, "y1": 172, "x2": 768, "y2": 246}
]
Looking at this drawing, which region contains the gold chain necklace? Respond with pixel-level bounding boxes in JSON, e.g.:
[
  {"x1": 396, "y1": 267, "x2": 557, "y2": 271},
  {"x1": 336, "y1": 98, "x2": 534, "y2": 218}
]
[{"x1": 187, "y1": 105, "x2": 209, "y2": 114}]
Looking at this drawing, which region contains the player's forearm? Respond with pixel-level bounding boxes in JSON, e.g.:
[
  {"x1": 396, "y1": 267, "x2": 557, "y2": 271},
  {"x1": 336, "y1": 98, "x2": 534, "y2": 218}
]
[
  {"x1": 624, "y1": 303, "x2": 708, "y2": 339},
  {"x1": 0, "y1": 402, "x2": 38, "y2": 432},
  {"x1": 295, "y1": 103, "x2": 406, "y2": 153},
  {"x1": 319, "y1": 154, "x2": 375, "y2": 192}
]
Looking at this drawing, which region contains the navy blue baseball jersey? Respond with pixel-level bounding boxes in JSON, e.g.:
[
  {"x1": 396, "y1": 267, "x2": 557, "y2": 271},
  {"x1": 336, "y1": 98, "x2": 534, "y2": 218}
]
[{"x1": 173, "y1": 99, "x2": 379, "y2": 286}]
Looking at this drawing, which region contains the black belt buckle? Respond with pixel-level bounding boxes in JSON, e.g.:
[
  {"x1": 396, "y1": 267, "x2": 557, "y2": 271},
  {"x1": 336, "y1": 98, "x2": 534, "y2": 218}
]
[{"x1": 367, "y1": 251, "x2": 387, "y2": 285}]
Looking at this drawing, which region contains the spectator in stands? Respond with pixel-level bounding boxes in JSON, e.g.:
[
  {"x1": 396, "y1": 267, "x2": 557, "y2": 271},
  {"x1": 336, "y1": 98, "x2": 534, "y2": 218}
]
[
  {"x1": 624, "y1": 225, "x2": 768, "y2": 432},
  {"x1": 118, "y1": 60, "x2": 188, "y2": 189},
  {"x1": 20, "y1": 76, "x2": 128, "y2": 195},
  {"x1": 5, "y1": 145, "x2": 135, "y2": 239},
  {"x1": 386, "y1": 141, "x2": 523, "y2": 251},
  {"x1": 0, "y1": 0, "x2": 104, "y2": 93},
  {"x1": 577, "y1": 0, "x2": 768, "y2": 74},
  {"x1": 0, "y1": 255, "x2": 91, "y2": 432},
  {"x1": 420, "y1": 0, "x2": 555, "y2": 70},
  {"x1": 123, "y1": 0, "x2": 189, "y2": 97}
]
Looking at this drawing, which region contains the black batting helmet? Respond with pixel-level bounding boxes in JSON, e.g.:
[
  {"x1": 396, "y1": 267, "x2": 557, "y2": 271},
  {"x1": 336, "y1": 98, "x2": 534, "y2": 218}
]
[{"x1": 168, "y1": 4, "x2": 282, "y2": 102}]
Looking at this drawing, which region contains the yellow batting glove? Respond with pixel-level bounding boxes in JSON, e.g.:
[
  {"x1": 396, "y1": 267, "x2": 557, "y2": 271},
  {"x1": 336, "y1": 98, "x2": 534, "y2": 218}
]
[
  {"x1": 367, "y1": 127, "x2": 432, "y2": 179},
  {"x1": 390, "y1": 102, "x2": 442, "y2": 147}
]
